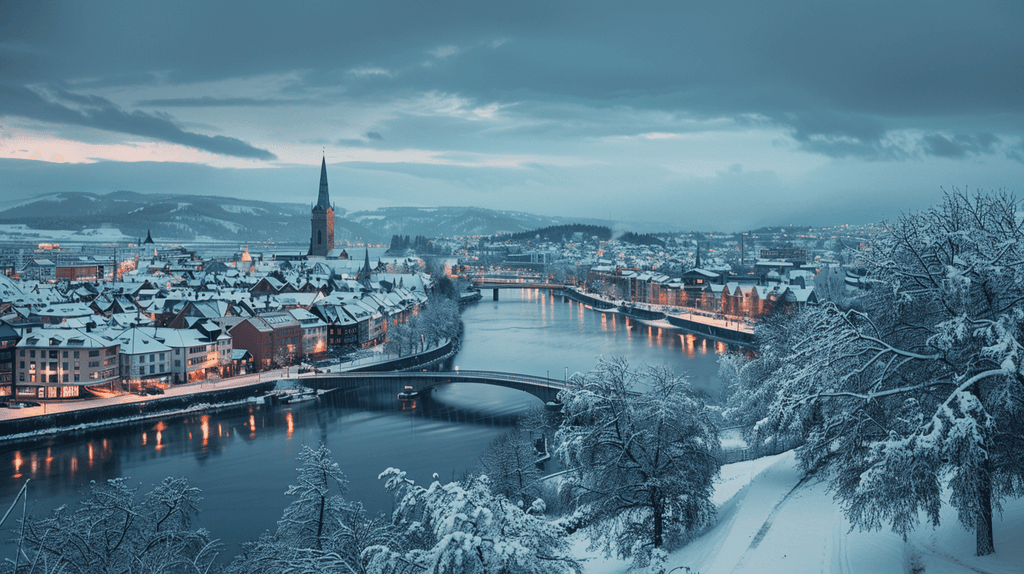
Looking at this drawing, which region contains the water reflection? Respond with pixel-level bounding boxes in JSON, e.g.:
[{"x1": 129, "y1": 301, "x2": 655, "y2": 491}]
[
  {"x1": 2, "y1": 287, "x2": 743, "y2": 559},
  {"x1": 0, "y1": 379, "x2": 540, "y2": 557},
  {"x1": 457, "y1": 290, "x2": 739, "y2": 398}
]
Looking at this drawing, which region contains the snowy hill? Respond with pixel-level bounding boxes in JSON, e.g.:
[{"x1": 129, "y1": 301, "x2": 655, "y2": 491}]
[
  {"x1": 0, "y1": 192, "x2": 633, "y2": 244},
  {"x1": 579, "y1": 452, "x2": 1023, "y2": 574},
  {"x1": 0, "y1": 191, "x2": 322, "y2": 243},
  {"x1": 345, "y1": 206, "x2": 622, "y2": 239}
]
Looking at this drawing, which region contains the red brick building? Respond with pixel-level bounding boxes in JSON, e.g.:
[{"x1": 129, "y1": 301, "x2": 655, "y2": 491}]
[
  {"x1": 229, "y1": 312, "x2": 301, "y2": 370},
  {"x1": 56, "y1": 265, "x2": 100, "y2": 282}
]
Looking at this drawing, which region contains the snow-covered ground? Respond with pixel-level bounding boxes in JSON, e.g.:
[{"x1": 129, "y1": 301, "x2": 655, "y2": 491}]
[
  {"x1": 576, "y1": 451, "x2": 1024, "y2": 574},
  {"x1": 0, "y1": 224, "x2": 132, "y2": 242}
]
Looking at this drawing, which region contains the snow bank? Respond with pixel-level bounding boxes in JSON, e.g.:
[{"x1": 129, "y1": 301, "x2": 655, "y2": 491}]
[{"x1": 578, "y1": 451, "x2": 1024, "y2": 574}]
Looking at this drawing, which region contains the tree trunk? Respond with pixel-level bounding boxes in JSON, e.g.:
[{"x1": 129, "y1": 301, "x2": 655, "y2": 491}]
[
  {"x1": 976, "y1": 465, "x2": 994, "y2": 556},
  {"x1": 316, "y1": 493, "x2": 325, "y2": 551},
  {"x1": 652, "y1": 493, "x2": 663, "y2": 549}
]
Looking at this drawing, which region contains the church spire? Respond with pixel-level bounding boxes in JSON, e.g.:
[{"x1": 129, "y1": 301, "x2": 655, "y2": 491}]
[
  {"x1": 314, "y1": 155, "x2": 331, "y2": 211},
  {"x1": 359, "y1": 248, "x2": 373, "y2": 288}
]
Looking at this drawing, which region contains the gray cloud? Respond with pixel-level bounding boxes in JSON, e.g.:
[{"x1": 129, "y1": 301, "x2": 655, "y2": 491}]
[
  {"x1": 0, "y1": 84, "x2": 276, "y2": 160},
  {"x1": 1, "y1": 0, "x2": 1021, "y2": 224},
  {"x1": 922, "y1": 133, "x2": 999, "y2": 159},
  {"x1": 135, "y1": 96, "x2": 324, "y2": 107},
  {"x1": 365, "y1": 131, "x2": 384, "y2": 140}
]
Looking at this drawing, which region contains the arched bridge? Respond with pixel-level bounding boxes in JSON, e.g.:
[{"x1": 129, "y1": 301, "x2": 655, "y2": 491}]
[
  {"x1": 301, "y1": 370, "x2": 570, "y2": 404},
  {"x1": 471, "y1": 280, "x2": 564, "y2": 300}
]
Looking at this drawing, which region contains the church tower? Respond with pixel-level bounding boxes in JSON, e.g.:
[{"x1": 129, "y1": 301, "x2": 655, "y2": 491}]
[{"x1": 309, "y1": 156, "x2": 335, "y2": 257}]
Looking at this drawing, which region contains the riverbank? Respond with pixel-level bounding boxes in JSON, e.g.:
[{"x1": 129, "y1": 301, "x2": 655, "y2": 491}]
[
  {"x1": 0, "y1": 337, "x2": 457, "y2": 443},
  {"x1": 561, "y1": 286, "x2": 756, "y2": 346}
]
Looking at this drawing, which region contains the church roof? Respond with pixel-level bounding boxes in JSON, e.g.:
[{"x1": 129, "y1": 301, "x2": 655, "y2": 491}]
[{"x1": 314, "y1": 156, "x2": 331, "y2": 211}]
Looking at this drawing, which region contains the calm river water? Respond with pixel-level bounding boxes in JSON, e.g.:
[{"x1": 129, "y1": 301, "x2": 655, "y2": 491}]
[{"x1": 0, "y1": 289, "x2": 729, "y2": 556}]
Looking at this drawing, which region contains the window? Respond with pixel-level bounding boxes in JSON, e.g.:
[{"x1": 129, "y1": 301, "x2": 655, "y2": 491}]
[
  {"x1": 63, "y1": 351, "x2": 68, "y2": 358},
  {"x1": 88, "y1": 350, "x2": 99, "y2": 357},
  {"x1": 63, "y1": 362, "x2": 68, "y2": 370},
  {"x1": 49, "y1": 362, "x2": 57, "y2": 371},
  {"x1": 74, "y1": 374, "x2": 80, "y2": 382},
  {"x1": 29, "y1": 350, "x2": 35, "y2": 358},
  {"x1": 49, "y1": 350, "x2": 58, "y2": 359},
  {"x1": 149, "y1": 353, "x2": 155, "y2": 362},
  {"x1": 19, "y1": 350, "x2": 24, "y2": 357},
  {"x1": 149, "y1": 365, "x2": 155, "y2": 374},
  {"x1": 19, "y1": 361, "x2": 24, "y2": 369},
  {"x1": 175, "y1": 349, "x2": 180, "y2": 355},
  {"x1": 74, "y1": 351, "x2": 79, "y2": 358},
  {"x1": 74, "y1": 362, "x2": 79, "y2": 370},
  {"x1": 140, "y1": 355, "x2": 146, "y2": 363},
  {"x1": 174, "y1": 360, "x2": 181, "y2": 367},
  {"x1": 62, "y1": 374, "x2": 68, "y2": 382},
  {"x1": 160, "y1": 353, "x2": 165, "y2": 361}
]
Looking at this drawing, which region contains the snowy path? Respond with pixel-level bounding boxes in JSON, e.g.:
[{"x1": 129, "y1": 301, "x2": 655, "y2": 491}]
[{"x1": 607, "y1": 450, "x2": 1024, "y2": 574}]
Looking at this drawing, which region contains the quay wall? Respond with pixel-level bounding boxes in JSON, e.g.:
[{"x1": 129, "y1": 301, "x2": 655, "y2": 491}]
[
  {"x1": 0, "y1": 381, "x2": 276, "y2": 442},
  {"x1": 562, "y1": 288, "x2": 755, "y2": 346},
  {"x1": 665, "y1": 315, "x2": 756, "y2": 346}
]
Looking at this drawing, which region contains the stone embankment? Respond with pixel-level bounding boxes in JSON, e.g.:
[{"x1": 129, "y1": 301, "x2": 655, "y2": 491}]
[
  {"x1": 0, "y1": 335, "x2": 460, "y2": 443},
  {"x1": 560, "y1": 287, "x2": 756, "y2": 346}
]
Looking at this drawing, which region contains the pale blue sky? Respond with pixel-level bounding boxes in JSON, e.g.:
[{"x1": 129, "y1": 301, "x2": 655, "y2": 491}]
[{"x1": 1, "y1": 1, "x2": 1021, "y2": 230}]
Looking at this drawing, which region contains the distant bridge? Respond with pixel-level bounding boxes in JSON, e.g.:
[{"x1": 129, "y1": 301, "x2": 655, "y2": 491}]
[
  {"x1": 301, "y1": 370, "x2": 569, "y2": 403},
  {"x1": 470, "y1": 280, "x2": 564, "y2": 300}
]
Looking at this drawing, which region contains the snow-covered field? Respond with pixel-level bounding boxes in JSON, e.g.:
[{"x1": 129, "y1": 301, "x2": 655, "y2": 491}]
[
  {"x1": 577, "y1": 451, "x2": 1023, "y2": 574},
  {"x1": 0, "y1": 224, "x2": 132, "y2": 242}
]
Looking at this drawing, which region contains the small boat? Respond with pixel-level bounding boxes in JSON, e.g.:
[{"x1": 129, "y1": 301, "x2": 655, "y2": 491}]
[{"x1": 282, "y1": 390, "x2": 318, "y2": 404}]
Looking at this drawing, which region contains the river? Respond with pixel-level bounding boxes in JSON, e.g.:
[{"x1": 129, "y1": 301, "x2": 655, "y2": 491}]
[{"x1": 0, "y1": 289, "x2": 730, "y2": 556}]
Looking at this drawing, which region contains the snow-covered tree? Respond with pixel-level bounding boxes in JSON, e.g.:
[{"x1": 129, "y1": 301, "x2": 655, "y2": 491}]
[
  {"x1": 15, "y1": 477, "x2": 219, "y2": 574},
  {"x1": 365, "y1": 469, "x2": 579, "y2": 574},
  {"x1": 476, "y1": 425, "x2": 544, "y2": 508},
  {"x1": 556, "y1": 357, "x2": 721, "y2": 563},
  {"x1": 277, "y1": 443, "x2": 352, "y2": 551},
  {"x1": 730, "y1": 191, "x2": 1024, "y2": 556},
  {"x1": 227, "y1": 443, "x2": 398, "y2": 574}
]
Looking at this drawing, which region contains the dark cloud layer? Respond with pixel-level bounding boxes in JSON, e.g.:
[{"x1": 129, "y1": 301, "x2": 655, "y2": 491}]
[
  {"x1": 0, "y1": 84, "x2": 276, "y2": 159},
  {"x1": 0, "y1": 0, "x2": 1021, "y2": 224}
]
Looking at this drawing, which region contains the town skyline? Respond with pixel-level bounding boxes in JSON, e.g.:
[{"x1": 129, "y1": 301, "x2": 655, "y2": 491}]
[{"x1": 1, "y1": 1, "x2": 1022, "y2": 230}]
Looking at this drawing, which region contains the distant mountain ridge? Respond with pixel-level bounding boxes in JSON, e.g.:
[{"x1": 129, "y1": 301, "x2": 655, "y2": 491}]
[{"x1": 0, "y1": 191, "x2": 631, "y2": 243}]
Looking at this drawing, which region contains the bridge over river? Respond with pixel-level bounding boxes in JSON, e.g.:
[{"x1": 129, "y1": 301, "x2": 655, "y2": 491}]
[
  {"x1": 471, "y1": 280, "x2": 564, "y2": 300},
  {"x1": 301, "y1": 370, "x2": 570, "y2": 404}
]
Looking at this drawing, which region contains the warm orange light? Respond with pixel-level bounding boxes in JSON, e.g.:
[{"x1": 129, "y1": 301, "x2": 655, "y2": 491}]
[
  {"x1": 13, "y1": 451, "x2": 22, "y2": 476},
  {"x1": 201, "y1": 415, "x2": 210, "y2": 446},
  {"x1": 249, "y1": 415, "x2": 256, "y2": 435},
  {"x1": 286, "y1": 412, "x2": 294, "y2": 438},
  {"x1": 88, "y1": 443, "x2": 94, "y2": 466},
  {"x1": 156, "y1": 430, "x2": 163, "y2": 450}
]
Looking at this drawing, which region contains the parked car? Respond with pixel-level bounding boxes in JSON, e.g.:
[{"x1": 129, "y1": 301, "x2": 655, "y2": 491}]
[{"x1": 144, "y1": 387, "x2": 165, "y2": 395}]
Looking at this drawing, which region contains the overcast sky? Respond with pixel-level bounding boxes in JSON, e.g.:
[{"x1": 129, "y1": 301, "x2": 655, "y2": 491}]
[{"x1": 1, "y1": 1, "x2": 1021, "y2": 230}]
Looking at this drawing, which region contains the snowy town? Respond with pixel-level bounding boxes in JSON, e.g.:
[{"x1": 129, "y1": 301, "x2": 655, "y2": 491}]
[{"x1": 1, "y1": 3, "x2": 1022, "y2": 574}]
